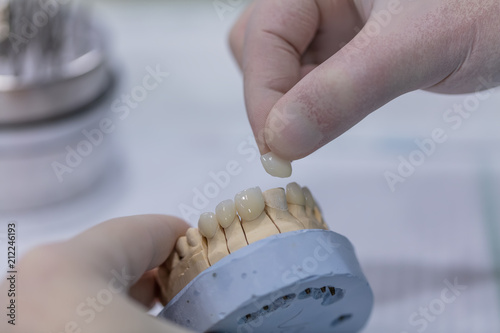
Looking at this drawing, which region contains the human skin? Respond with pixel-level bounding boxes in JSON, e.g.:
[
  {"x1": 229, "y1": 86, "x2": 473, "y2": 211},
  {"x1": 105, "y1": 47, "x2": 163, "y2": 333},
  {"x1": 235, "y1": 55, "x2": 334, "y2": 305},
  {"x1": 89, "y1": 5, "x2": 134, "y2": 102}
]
[
  {"x1": 229, "y1": 0, "x2": 500, "y2": 161},
  {"x1": 0, "y1": 215, "x2": 194, "y2": 333}
]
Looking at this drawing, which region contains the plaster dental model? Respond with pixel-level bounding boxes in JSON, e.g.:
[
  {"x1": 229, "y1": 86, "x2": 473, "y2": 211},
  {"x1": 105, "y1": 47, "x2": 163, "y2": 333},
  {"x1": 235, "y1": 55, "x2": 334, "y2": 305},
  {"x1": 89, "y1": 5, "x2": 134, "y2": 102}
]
[{"x1": 157, "y1": 183, "x2": 373, "y2": 333}]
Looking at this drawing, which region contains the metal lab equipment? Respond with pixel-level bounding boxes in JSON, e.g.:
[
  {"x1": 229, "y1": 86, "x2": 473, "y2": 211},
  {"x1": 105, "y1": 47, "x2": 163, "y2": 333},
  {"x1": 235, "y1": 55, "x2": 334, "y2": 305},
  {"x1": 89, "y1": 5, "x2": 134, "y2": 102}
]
[{"x1": 0, "y1": 0, "x2": 115, "y2": 210}]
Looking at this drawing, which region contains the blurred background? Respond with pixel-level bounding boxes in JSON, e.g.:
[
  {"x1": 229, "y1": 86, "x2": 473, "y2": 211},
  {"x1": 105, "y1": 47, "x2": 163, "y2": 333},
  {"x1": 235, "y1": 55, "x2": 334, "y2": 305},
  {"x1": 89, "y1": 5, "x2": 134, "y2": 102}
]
[{"x1": 0, "y1": 0, "x2": 499, "y2": 332}]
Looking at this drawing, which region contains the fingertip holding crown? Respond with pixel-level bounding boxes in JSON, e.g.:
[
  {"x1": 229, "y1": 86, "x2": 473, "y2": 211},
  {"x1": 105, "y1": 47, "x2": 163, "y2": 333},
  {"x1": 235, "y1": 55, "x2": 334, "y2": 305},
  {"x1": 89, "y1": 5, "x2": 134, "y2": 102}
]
[{"x1": 265, "y1": 104, "x2": 325, "y2": 161}]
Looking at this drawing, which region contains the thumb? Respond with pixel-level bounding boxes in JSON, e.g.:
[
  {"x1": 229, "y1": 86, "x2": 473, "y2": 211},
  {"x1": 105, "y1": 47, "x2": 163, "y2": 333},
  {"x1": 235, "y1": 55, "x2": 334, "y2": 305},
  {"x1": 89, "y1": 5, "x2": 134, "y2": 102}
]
[{"x1": 264, "y1": 5, "x2": 468, "y2": 161}]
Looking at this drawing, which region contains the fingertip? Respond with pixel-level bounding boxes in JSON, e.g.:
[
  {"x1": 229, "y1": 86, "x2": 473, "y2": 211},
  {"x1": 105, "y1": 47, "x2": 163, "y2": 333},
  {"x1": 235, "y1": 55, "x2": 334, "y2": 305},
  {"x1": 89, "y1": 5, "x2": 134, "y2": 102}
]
[{"x1": 264, "y1": 103, "x2": 324, "y2": 161}]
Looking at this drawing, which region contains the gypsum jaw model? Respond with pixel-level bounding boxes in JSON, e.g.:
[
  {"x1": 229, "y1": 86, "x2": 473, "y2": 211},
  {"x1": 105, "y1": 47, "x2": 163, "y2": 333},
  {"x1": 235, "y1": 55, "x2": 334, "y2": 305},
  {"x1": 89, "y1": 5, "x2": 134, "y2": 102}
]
[
  {"x1": 158, "y1": 183, "x2": 327, "y2": 302},
  {"x1": 157, "y1": 183, "x2": 373, "y2": 333}
]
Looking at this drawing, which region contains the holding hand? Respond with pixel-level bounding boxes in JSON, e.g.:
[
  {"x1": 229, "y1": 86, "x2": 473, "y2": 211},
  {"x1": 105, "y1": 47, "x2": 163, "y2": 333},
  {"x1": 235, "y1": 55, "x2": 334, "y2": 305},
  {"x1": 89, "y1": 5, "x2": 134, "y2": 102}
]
[
  {"x1": 230, "y1": 0, "x2": 500, "y2": 162},
  {"x1": 1, "y1": 215, "x2": 193, "y2": 333}
]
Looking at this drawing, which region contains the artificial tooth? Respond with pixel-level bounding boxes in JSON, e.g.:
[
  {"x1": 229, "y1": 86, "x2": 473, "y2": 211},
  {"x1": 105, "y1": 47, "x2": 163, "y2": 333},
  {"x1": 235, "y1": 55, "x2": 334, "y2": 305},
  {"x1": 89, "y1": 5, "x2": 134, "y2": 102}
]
[
  {"x1": 234, "y1": 187, "x2": 266, "y2": 221},
  {"x1": 198, "y1": 212, "x2": 229, "y2": 265},
  {"x1": 216, "y1": 199, "x2": 247, "y2": 253},
  {"x1": 260, "y1": 152, "x2": 292, "y2": 178},
  {"x1": 198, "y1": 212, "x2": 219, "y2": 239},
  {"x1": 286, "y1": 182, "x2": 306, "y2": 206},
  {"x1": 263, "y1": 188, "x2": 304, "y2": 232},
  {"x1": 216, "y1": 199, "x2": 236, "y2": 228},
  {"x1": 236, "y1": 187, "x2": 279, "y2": 244}
]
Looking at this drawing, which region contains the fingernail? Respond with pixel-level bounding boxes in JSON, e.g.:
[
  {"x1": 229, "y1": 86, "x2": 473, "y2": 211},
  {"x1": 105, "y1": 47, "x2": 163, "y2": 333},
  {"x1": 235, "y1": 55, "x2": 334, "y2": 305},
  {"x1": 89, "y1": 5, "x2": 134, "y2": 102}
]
[{"x1": 265, "y1": 104, "x2": 323, "y2": 159}]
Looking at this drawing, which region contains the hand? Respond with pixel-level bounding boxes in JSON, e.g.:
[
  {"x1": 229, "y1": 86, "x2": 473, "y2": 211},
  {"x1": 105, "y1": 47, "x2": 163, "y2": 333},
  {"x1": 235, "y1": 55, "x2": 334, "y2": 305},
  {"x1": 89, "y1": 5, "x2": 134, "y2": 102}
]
[
  {"x1": 230, "y1": 0, "x2": 500, "y2": 161},
  {"x1": 1, "y1": 215, "x2": 193, "y2": 333}
]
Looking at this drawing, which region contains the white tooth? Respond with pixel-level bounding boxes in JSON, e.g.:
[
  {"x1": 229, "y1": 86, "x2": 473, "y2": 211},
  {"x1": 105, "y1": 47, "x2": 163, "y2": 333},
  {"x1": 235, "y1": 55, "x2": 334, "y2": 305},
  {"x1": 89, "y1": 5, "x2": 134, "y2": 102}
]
[
  {"x1": 198, "y1": 212, "x2": 218, "y2": 239},
  {"x1": 217, "y1": 200, "x2": 248, "y2": 253},
  {"x1": 216, "y1": 199, "x2": 236, "y2": 228},
  {"x1": 286, "y1": 182, "x2": 305, "y2": 206},
  {"x1": 234, "y1": 187, "x2": 265, "y2": 221},
  {"x1": 260, "y1": 152, "x2": 292, "y2": 178},
  {"x1": 236, "y1": 187, "x2": 279, "y2": 243}
]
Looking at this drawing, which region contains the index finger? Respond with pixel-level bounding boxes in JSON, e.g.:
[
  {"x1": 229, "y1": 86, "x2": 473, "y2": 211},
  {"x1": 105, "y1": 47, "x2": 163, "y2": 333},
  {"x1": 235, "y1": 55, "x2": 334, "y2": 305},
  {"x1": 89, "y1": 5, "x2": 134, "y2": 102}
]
[{"x1": 241, "y1": 0, "x2": 319, "y2": 153}]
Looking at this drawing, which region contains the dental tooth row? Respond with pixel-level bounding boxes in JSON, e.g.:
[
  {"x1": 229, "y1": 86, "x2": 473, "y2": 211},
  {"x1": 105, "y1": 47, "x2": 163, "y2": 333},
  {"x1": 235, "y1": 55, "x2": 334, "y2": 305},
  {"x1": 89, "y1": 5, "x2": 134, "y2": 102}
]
[{"x1": 158, "y1": 183, "x2": 328, "y2": 304}]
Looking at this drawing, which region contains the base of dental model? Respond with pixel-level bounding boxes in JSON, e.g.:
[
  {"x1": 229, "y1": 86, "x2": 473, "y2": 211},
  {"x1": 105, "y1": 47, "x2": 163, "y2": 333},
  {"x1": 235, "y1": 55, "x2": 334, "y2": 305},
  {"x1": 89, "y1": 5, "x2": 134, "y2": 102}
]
[{"x1": 157, "y1": 183, "x2": 373, "y2": 332}]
